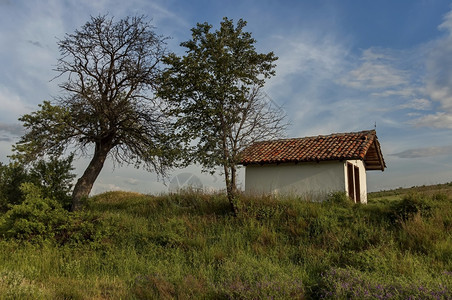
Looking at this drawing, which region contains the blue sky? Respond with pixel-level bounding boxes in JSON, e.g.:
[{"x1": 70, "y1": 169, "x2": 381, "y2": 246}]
[{"x1": 1, "y1": 0, "x2": 452, "y2": 194}]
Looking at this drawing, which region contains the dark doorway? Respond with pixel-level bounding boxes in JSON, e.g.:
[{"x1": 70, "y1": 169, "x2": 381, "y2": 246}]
[
  {"x1": 354, "y1": 165, "x2": 361, "y2": 203},
  {"x1": 347, "y1": 163, "x2": 355, "y2": 201},
  {"x1": 347, "y1": 163, "x2": 361, "y2": 203}
]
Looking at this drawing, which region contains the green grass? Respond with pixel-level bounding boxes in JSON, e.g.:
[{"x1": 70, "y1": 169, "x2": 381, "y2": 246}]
[
  {"x1": 0, "y1": 187, "x2": 451, "y2": 299},
  {"x1": 368, "y1": 181, "x2": 452, "y2": 202}
]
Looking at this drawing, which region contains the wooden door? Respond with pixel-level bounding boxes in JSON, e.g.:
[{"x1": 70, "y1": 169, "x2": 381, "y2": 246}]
[
  {"x1": 347, "y1": 163, "x2": 355, "y2": 201},
  {"x1": 354, "y1": 166, "x2": 361, "y2": 203}
]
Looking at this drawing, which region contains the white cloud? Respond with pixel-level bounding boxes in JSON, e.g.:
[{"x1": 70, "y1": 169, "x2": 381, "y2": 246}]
[
  {"x1": 267, "y1": 33, "x2": 348, "y2": 91},
  {"x1": 370, "y1": 87, "x2": 418, "y2": 98},
  {"x1": 398, "y1": 98, "x2": 432, "y2": 110},
  {"x1": 124, "y1": 177, "x2": 140, "y2": 185},
  {"x1": 0, "y1": 122, "x2": 24, "y2": 140},
  {"x1": 438, "y1": 10, "x2": 452, "y2": 32},
  {"x1": 416, "y1": 8, "x2": 452, "y2": 128},
  {"x1": 0, "y1": 86, "x2": 31, "y2": 122},
  {"x1": 91, "y1": 182, "x2": 123, "y2": 195},
  {"x1": 339, "y1": 48, "x2": 408, "y2": 90},
  {"x1": 391, "y1": 145, "x2": 452, "y2": 158},
  {"x1": 262, "y1": 32, "x2": 354, "y2": 136},
  {"x1": 413, "y1": 112, "x2": 452, "y2": 128}
]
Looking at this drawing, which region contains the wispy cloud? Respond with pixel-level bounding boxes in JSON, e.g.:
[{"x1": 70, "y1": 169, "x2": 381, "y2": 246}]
[
  {"x1": 414, "y1": 10, "x2": 452, "y2": 128},
  {"x1": 92, "y1": 182, "x2": 123, "y2": 195},
  {"x1": 0, "y1": 122, "x2": 23, "y2": 143},
  {"x1": 263, "y1": 32, "x2": 354, "y2": 136},
  {"x1": 338, "y1": 48, "x2": 412, "y2": 91},
  {"x1": 269, "y1": 33, "x2": 348, "y2": 88},
  {"x1": 27, "y1": 40, "x2": 44, "y2": 48},
  {"x1": 124, "y1": 178, "x2": 140, "y2": 185},
  {"x1": 413, "y1": 112, "x2": 452, "y2": 129},
  {"x1": 399, "y1": 98, "x2": 432, "y2": 111},
  {"x1": 0, "y1": 86, "x2": 31, "y2": 122},
  {"x1": 392, "y1": 145, "x2": 452, "y2": 158},
  {"x1": 339, "y1": 49, "x2": 408, "y2": 90},
  {"x1": 0, "y1": 122, "x2": 24, "y2": 136}
]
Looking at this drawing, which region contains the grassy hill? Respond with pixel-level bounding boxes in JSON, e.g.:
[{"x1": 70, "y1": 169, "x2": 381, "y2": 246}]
[
  {"x1": 368, "y1": 182, "x2": 452, "y2": 202},
  {"x1": 0, "y1": 184, "x2": 451, "y2": 299}
]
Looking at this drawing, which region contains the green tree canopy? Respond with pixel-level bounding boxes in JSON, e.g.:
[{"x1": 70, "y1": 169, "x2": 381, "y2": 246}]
[{"x1": 159, "y1": 18, "x2": 287, "y2": 214}]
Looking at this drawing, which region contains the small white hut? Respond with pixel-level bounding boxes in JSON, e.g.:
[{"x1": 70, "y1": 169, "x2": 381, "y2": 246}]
[{"x1": 239, "y1": 130, "x2": 386, "y2": 203}]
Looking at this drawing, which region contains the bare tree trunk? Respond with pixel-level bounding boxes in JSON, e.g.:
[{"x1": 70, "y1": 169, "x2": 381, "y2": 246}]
[
  {"x1": 230, "y1": 164, "x2": 238, "y2": 198},
  {"x1": 224, "y1": 163, "x2": 239, "y2": 216},
  {"x1": 71, "y1": 140, "x2": 112, "y2": 210}
]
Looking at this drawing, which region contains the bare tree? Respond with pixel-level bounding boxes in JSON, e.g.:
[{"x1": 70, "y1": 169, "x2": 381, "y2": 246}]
[{"x1": 14, "y1": 15, "x2": 178, "y2": 210}]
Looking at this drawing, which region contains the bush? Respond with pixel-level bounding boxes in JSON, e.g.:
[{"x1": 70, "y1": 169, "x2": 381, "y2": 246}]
[
  {"x1": 0, "y1": 156, "x2": 75, "y2": 212},
  {"x1": 0, "y1": 183, "x2": 109, "y2": 246},
  {"x1": 326, "y1": 192, "x2": 353, "y2": 207},
  {"x1": 29, "y1": 154, "x2": 75, "y2": 210},
  {"x1": 432, "y1": 192, "x2": 448, "y2": 202},
  {"x1": 390, "y1": 193, "x2": 433, "y2": 222},
  {"x1": 0, "y1": 162, "x2": 30, "y2": 211},
  {"x1": 0, "y1": 183, "x2": 69, "y2": 243}
]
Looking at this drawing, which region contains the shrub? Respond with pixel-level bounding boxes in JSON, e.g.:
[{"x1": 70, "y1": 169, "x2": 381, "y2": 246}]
[
  {"x1": 390, "y1": 193, "x2": 433, "y2": 222},
  {"x1": 0, "y1": 162, "x2": 30, "y2": 211},
  {"x1": 0, "y1": 156, "x2": 75, "y2": 212},
  {"x1": 29, "y1": 154, "x2": 75, "y2": 210},
  {"x1": 432, "y1": 192, "x2": 448, "y2": 202},
  {"x1": 0, "y1": 183, "x2": 69, "y2": 243},
  {"x1": 326, "y1": 191, "x2": 353, "y2": 207}
]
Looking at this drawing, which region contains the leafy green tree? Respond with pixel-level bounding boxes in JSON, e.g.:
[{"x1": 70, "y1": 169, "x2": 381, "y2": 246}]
[
  {"x1": 0, "y1": 156, "x2": 76, "y2": 211},
  {"x1": 13, "y1": 15, "x2": 178, "y2": 210},
  {"x1": 0, "y1": 162, "x2": 29, "y2": 211},
  {"x1": 29, "y1": 154, "x2": 75, "y2": 210},
  {"x1": 159, "y1": 18, "x2": 286, "y2": 214}
]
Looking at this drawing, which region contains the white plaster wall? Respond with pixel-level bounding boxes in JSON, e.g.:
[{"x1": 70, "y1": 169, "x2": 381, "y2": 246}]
[
  {"x1": 343, "y1": 160, "x2": 368, "y2": 203},
  {"x1": 244, "y1": 161, "x2": 346, "y2": 200}
]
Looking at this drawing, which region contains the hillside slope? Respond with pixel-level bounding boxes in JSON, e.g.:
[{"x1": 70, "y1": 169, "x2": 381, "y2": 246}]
[{"x1": 0, "y1": 187, "x2": 451, "y2": 299}]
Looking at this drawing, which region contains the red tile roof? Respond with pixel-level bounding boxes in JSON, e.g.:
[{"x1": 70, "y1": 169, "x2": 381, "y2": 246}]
[{"x1": 239, "y1": 130, "x2": 386, "y2": 171}]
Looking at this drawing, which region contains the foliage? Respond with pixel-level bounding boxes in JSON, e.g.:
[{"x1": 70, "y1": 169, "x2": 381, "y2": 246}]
[
  {"x1": 29, "y1": 154, "x2": 75, "y2": 210},
  {"x1": 0, "y1": 161, "x2": 29, "y2": 211},
  {"x1": 326, "y1": 191, "x2": 353, "y2": 207},
  {"x1": 0, "y1": 183, "x2": 69, "y2": 243},
  {"x1": 0, "y1": 156, "x2": 75, "y2": 212},
  {"x1": 160, "y1": 17, "x2": 285, "y2": 214},
  {"x1": 0, "y1": 187, "x2": 450, "y2": 298},
  {"x1": 0, "y1": 182, "x2": 108, "y2": 247},
  {"x1": 389, "y1": 192, "x2": 433, "y2": 222},
  {"x1": 13, "y1": 15, "x2": 178, "y2": 210}
]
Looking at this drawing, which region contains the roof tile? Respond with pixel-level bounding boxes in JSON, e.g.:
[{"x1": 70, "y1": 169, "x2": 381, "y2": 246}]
[{"x1": 239, "y1": 130, "x2": 385, "y2": 170}]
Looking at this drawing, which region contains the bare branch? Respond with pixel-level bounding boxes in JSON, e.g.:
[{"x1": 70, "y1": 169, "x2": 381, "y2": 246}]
[{"x1": 15, "y1": 15, "x2": 177, "y2": 209}]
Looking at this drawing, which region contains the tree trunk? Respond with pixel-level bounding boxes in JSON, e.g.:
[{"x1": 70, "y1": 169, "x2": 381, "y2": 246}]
[
  {"x1": 224, "y1": 163, "x2": 239, "y2": 216},
  {"x1": 71, "y1": 140, "x2": 112, "y2": 210},
  {"x1": 230, "y1": 164, "x2": 237, "y2": 196}
]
